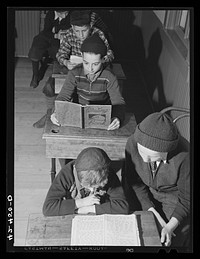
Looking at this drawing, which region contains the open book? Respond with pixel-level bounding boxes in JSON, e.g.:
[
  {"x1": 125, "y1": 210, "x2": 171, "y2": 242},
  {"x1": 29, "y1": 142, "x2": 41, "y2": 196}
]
[
  {"x1": 55, "y1": 101, "x2": 111, "y2": 129},
  {"x1": 70, "y1": 214, "x2": 141, "y2": 246}
]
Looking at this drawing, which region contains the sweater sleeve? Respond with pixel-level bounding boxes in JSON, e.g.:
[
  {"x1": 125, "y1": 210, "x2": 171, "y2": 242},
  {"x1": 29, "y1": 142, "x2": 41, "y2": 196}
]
[
  {"x1": 42, "y1": 162, "x2": 77, "y2": 216},
  {"x1": 95, "y1": 171, "x2": 129, "y2": 215},
  {"x1": 56, "y1": 32, "x2": 71, "y2": 65},
  {"x1": 56, "y1": 70, "x2": 77, "y2": 101},
  {"x1": 106, "y1": 74, "x2": 125, "y2": 125},
  {"x1": 125, "y1": 136, "x2": 155, "y2": 210},
  {"x1": 171, "y1": 153, "x2": 190, "y2": 223}
]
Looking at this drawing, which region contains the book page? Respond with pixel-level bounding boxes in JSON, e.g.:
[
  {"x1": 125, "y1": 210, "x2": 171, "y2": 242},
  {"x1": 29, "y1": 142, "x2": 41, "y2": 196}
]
[
  {"x1": 70, "y1": 214, "x2": 140, "y2": 246},
  {"x1": 70, "y1": 55, "x2": 83, "y2": 64},
  {"x1": 55, "y1": 101, "x2": 82, "y2": 128},
  {"x1": 104, "y1": 214, "x2": 141, "y2": 246},
  {"x1": 71, "y1": 215, "x2": 105, "y2": 245},
  {"x1": 84, "y1": 105, "x2": 111, "y2": 129}
]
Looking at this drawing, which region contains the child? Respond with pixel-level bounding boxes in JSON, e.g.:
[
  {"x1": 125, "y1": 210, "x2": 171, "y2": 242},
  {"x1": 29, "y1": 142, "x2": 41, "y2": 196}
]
[
  {"x1": 28, "y1": 9, "x2": 71, "y2": 88},
  {"x1": 42, "y1": 147, "x2": 129, "y2": 216},
  {"x1": 56, "y1": 10, "x2": 114, "y2": 70},
  {"x1": 51, "y1": 33, "x2": 125, "y2": 131},
  {"x1": 32, "y1": 10, "x2": 113, "y2": 128},
  {"x1": 122, "y1": 112, "x2": 190, "y2": 247}
]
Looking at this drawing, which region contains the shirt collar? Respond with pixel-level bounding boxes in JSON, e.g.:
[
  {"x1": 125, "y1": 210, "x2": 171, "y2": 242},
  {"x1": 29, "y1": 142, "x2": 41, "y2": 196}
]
[
  {"x1": 54, "y1": 11, "x2": 63, "y2": 22},
  {"x1": 84, "y1": 67, "x2": 103, "y2": 82}
]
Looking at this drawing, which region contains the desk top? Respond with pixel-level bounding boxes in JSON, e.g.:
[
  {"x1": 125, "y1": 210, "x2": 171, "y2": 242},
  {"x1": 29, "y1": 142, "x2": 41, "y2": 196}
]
[
  {"x1": 25, "y1": 211, "x2": 161, "y2": 247},
  {"x1": 43, "y1": 113, "x2": 136, "y2": 141},
  {"x1": 52, "y1": 61, "x2": 126, "y2": 79}
]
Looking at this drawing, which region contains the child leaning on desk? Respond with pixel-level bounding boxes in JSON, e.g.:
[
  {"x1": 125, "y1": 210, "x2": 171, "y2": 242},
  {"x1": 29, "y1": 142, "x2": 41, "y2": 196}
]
[
  {"x1": 122, "y1": 112, "x2": 190, "y2": 247},
  {"x1": 42, "y1": 147, "x2": 129, "y2": 216},
  {"x1": 51, "y1": 33, "x2": 125, "y2": 131}
]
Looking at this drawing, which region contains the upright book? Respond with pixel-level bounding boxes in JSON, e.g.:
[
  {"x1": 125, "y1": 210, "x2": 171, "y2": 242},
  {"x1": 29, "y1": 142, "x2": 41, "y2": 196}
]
[
  {"x1": 55, "y1": 101, "x2": 111, "y2": 129},
  {"x1": 70, "y1": 214, "x2": 141, "y2": 246}
]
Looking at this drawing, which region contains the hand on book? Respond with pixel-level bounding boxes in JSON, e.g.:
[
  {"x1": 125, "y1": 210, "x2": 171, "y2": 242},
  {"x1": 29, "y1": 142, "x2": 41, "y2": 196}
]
[
  {"x1": 50, "y1": 112, "x2": 60, "y2": 126},
  {"x1": 77, "y1": 205, "x2": 96, "y2": 214},
  {"x1": 107, "y1": 117, "x2": 120, "y2": 130}
]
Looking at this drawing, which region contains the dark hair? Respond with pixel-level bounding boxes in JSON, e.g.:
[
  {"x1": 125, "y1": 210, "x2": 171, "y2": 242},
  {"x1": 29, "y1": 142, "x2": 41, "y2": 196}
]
[
  {"x1": 70, "y1": 10, "x2": 91, "y2": 26},
  {"x1": 81, "y1": 33, "x2": 107, "y2": 57}
]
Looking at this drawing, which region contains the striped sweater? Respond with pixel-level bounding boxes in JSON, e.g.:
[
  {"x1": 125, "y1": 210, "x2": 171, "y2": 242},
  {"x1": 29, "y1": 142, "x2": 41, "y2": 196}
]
[{"x1": 56, "y1": 64, "x2": 125, "y2": 124}]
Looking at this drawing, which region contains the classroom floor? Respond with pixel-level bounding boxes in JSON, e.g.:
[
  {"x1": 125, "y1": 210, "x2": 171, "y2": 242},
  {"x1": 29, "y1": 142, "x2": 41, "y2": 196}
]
[{"x1": 13, "y1": 57, "x2": 153, "y2": 246}]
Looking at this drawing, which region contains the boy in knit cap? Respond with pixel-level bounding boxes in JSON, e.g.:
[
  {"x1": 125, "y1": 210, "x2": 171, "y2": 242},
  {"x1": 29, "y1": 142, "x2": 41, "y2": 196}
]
[
  {"x1": 123, "y1": 112, "x2": 190, "y2": 247},
  {"x1": 43, "y1": 147, "x2": 129, "y2": 216},
  {"x1": 51, "y1": 33, "x2": 125, "y2": 131}
]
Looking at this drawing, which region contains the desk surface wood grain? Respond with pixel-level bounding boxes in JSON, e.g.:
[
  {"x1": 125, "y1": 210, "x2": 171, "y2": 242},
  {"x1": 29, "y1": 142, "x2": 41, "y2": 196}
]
[
  {"x1": 42, "y1": 113, "x2": 137, "y2": 159},
  {"x1": 25, "y1": 211, "x2": 161, "y2": 247}
]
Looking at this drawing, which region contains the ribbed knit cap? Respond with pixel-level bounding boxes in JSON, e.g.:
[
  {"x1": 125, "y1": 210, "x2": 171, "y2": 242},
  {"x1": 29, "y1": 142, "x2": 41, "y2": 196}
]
[
  {"x1": 134, "y1": 112, "x2": 179, "y2": 152},
  {"x1": 81, "y1": 33, "x2": 107, "y2": 57},
  {"x1": 70, "y1": 10, "x2": 91, "y2": 26},
  {"x1": 75, "y1": 147, "x2": 111, "y2": 173}
]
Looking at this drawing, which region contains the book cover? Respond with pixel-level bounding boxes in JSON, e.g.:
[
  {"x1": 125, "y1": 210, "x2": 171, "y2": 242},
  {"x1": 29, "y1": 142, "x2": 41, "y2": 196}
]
[
  {"x1": 55, "y1": 101, "x2": 111, "y2": 129},
  {"x1": 84, "y1": 104, "x2": 111, "y2": 129},
  {"x1": 55, "y1": 101, "x2": 82, "y2": 128}
]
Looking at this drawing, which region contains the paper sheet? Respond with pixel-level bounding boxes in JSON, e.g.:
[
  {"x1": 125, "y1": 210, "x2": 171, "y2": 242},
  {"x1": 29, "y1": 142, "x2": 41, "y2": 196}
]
[{"x1": 70, "y1": 55, "x2": 83, "y2": 64}]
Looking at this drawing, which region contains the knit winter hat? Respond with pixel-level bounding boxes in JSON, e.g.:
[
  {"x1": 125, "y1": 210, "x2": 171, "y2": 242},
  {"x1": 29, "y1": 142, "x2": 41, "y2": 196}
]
[
  {"x1": 70, "y1": 10, "x2": 91, "y2": 26},
  {"x1": 134, "y1": 112, "x2": 179, "y2": 152},
  {"x1": 75, "y1": 147, "x2": 111, "y2": 173},
  {"x1": 81, "y1": 33, "x2": 107, "y2": 57}
]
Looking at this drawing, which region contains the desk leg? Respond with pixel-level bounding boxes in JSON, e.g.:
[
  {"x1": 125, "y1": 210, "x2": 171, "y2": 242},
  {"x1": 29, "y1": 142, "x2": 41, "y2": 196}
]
[{"x1": 50, "y1": 158, "x2": 56, "y2": 183}]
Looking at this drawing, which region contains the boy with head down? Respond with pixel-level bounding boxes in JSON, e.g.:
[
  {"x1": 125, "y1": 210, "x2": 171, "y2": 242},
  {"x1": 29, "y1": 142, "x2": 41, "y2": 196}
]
[{"x1": 43, "y1": 147, "x2": 129, "y2": 216}]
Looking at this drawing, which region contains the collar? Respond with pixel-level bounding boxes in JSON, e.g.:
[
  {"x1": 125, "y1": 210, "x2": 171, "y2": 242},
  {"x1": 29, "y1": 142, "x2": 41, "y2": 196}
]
[
  {"x1": 84, "y1": 67, "x2": 103, "y2": 82},
  {"x1": 54, "y1": 11, "x2": 63, "y2": 22}
]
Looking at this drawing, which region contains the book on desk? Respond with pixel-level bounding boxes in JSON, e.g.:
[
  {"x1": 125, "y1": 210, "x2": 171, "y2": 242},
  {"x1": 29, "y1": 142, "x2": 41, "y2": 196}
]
[
  {"x1": 55, "y1": 100, "x2": 111, "y2": 129},
  {"x1": 70, "y1": 214, "x2": 141, "y2": 246}
]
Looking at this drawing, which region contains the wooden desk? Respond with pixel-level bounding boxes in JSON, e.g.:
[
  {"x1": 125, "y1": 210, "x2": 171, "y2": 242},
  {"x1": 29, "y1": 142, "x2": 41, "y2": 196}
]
[
  {"x1": 52, "y1": 61, "x2": 126, "y2": 94},
  {"x1": 42, "y1": 113, "x2": 136, "y2": 181},
  {"x1": 25, "y1": 211, "x2": 161, "y2": 247}
]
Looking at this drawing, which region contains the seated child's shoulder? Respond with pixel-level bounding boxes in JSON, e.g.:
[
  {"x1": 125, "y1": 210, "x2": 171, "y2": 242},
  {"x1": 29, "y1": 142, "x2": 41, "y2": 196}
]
[{"x1": 102, "y1": 65, "x2": 117, "y2": 79}]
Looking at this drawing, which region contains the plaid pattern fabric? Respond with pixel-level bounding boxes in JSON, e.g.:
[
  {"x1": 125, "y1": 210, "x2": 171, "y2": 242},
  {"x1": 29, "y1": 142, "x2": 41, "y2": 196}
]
[
  {"x1": 56, "y1": 27, "x2": 114, "y2": 65},
  {"x1": 90, "y1": 12, "x2": 109, "y2": 33}
]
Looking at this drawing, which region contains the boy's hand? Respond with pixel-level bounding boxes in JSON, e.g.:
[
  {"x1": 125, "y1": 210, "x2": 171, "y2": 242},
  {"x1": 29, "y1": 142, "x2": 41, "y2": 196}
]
[
  {"x1": 161, "y1": 226, "x2": 173, "y2": 246},
  {"x1": 75, "y1": 194, "x2": 100, "y2": 208},
  {"x1": 77, "y1": 205, "x2": 96, "y2": 214},
  {"x1": 50, "y1": 112, "x2": 60, "y2": 126},
  {"x1": 64, "y1": 60, "x2": 77, "y2": 70},
  {"x1": 107, "y1": 117, "x2": 120, "y2": 130}
]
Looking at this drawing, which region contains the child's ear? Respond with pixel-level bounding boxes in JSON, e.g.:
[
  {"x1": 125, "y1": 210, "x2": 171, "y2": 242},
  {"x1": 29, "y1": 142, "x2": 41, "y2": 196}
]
[{"x1": 101, "y1": 56, "x2": 106, "y2": 63}]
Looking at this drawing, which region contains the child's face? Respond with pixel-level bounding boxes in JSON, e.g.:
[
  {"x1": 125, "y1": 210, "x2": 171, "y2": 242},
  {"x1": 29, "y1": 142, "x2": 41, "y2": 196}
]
[
  {"x1": 82, "y1": 52, "x2": 103, "y2": 75},
  {"x1": 137, "y1": 143, "x2": 167, "y2": 163},
  {"x1": 72, "y1": 25, "x2": 90, "y2": 41}
]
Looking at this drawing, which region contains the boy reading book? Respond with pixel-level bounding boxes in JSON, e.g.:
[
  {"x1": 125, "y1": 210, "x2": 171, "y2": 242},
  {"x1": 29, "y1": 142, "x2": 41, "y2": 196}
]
[
  {"x1": 51, "y1": 34, "x2": 125, "y2": 130},
  {"x1": 123, "y1": 112, "x2": 190, "y2": 247},
  {"x1": 42, "y1": 147, "x2": 129, "y2": 216},
  {"x1": 51, "y1": 33, "x2": 125, "y2": 131}
]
